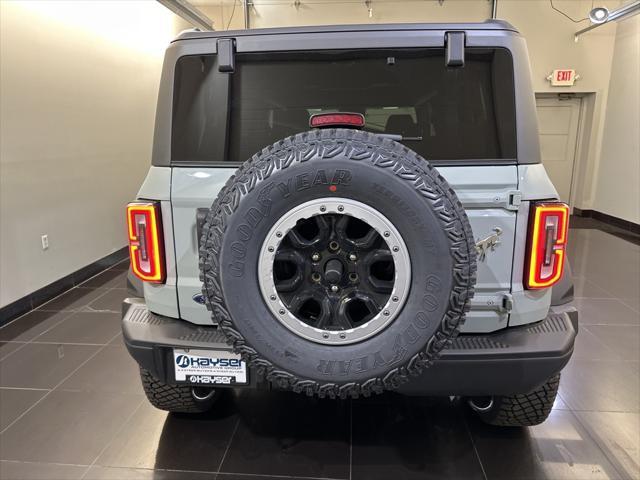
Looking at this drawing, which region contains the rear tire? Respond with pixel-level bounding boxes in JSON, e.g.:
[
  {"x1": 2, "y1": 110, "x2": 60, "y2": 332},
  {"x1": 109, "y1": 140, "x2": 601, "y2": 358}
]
[
  {"x1": 140, "y1": 368, "x2": 219, "y2": 413},
  {"x1": 471, "y1": 374, "x2": 561, "y2": 427}
]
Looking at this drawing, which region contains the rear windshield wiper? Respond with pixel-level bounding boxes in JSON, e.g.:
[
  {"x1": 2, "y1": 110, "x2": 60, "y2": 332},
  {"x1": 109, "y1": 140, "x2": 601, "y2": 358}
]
[{"x1": 376, "y1": 133, "x2": 423, "y2": 142}]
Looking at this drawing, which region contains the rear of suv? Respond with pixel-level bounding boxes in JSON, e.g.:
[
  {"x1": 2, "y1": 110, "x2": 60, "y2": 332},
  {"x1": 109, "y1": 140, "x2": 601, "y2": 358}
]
[{"x1": 123, "y1": 20, "x2": 578, "y2": 426}]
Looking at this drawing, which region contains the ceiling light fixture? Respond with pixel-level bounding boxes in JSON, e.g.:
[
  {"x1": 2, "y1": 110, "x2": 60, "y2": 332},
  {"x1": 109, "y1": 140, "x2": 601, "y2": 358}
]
[{"x1": 588, "y1": 6, "x2": 609, "y2": 23}]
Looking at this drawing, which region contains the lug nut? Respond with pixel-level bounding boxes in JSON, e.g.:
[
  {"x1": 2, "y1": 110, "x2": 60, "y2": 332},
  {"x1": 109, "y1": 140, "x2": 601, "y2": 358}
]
[
  {"x1": 331, "y1": 285, "x2": 339, "y2": 293},
  {"x1": 349, "y1": 253, "x2": 357, "y2": 261},
  {"x1": 311, "y1": 272, "x2": 321, "y2": 282},
  {"x1": 349, "y1": 273, "x2": 358, "y2": 282},
  {"x1": 329, "y1": 241, "x2": 340, "y2": 251},
  {"x1": 311, "y1": 253, "x2": 320, "y2": 262}
]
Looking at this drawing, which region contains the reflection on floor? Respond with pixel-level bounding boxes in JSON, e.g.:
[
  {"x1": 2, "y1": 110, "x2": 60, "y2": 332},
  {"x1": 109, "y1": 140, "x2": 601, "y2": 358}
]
[{"x1": 0, "y1": 222, "x2": 638, "y2": 480}]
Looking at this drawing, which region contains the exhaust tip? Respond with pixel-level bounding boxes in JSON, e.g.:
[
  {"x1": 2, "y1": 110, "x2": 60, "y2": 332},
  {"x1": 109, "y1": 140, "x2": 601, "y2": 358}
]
[
  {"x1": 191, "y1": 387, "x2": 217, "y2": 402},
  {"x1": 468, "y1": 396, "x2": 494, "y2": 413}
]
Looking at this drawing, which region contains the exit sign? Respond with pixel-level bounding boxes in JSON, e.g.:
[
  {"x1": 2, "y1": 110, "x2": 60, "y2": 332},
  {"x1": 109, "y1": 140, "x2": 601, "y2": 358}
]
[{"x1": 547, "y1": 69, "x2": 579, "y2": 86}]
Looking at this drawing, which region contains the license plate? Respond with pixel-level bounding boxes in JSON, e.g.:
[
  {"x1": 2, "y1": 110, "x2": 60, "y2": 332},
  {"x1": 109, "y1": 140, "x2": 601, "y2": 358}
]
[{"x1": 173, "y1": 349, "x2": 247, "y2": 385}]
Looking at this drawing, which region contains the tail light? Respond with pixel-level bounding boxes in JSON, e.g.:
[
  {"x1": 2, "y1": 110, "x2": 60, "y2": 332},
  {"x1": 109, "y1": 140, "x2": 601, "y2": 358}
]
[
  {"x1": 126, "y1": 202, "x2": 165, "y2": 283},
  {"x1": 525, "y1": 202, "x2": 570, "y2": 289}
]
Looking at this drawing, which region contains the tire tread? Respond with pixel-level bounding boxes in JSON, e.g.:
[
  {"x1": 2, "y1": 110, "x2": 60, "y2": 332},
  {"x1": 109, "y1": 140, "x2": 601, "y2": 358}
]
[
  {"x1": 480, "y1": 374, "x2": 561, "y2": 427},
  {"x1": 139, "y1": 368, "x2": 215, "y2": 413}
]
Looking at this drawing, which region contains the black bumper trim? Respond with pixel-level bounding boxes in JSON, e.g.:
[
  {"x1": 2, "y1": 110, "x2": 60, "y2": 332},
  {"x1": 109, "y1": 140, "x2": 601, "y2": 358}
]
[{"x1": 122, "y1": 298, "x2": 577, "y2": 396}]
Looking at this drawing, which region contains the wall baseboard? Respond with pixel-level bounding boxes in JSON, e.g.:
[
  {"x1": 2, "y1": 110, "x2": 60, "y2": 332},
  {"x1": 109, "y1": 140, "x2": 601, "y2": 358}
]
[
  {"x1": 573, "y1": 208, "x2": 640, "y2": 235},
  {"x1": 0, "y1": 247, "x2": 128, "y2": 326}
]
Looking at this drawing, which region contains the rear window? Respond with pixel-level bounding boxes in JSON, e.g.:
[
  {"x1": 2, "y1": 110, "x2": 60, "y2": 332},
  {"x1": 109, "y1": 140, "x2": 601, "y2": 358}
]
[{"x1": 172, "y1": 48, "x2": 516, "y2": 165}]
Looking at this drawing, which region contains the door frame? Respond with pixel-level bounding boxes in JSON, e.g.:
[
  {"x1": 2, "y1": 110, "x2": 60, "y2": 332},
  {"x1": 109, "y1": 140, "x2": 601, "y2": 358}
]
[{"x1": 535, "y1": 93, "x2": 585, "y2": 210}]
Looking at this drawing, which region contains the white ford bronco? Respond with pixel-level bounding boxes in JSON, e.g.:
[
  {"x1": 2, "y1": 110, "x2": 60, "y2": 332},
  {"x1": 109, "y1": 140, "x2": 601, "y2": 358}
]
[{"x1": 123, "y1": 20, "x2": 578, "y2": 427}]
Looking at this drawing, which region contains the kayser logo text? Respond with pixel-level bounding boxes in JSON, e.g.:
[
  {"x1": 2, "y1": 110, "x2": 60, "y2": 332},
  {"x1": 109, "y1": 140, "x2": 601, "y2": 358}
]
[{"x1": 175, "y1": 355, "x2": 242, "y2": 369}]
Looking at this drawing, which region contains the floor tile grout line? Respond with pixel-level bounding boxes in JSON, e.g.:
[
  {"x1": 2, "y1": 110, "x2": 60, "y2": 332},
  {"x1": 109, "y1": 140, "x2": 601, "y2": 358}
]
[
  {"x1": 215, "y1": 471, "x2": 345, "y2": 480},
  {"x1": 34, "y1": 286, "x2": 114, "y2": 313},
  {"x1": 618, "y1": 299, "x2": 640, "y2": 315},
  {"x1": 0, "y1": 291, "x2": 120, "y2": 363},
  {"x1": 216, "y1": 417, "x2": 241, "y2": 474},
  {"x1": 0, "y1": 308, "x2": 73, "y2": 337},
  {"x1": 1, "y1": 264, "x2": 123, "y2": 331},
  {"x1": 0, "y1": 342, "x2": 30, "y2": 362},
  {"x1": 82, "y1": 463, "x2": 345, "y2": 480},
  {"x1": 0, "y1": 259, "x2": 125, "y2": 333},
  {"x1": 573, "y1": 278, "x2": 640, "y2": 315},
  {"x1": 578, "y1": 326, "x2": 630, "y2": 361},
  {"x1": 0, "y1": 311, "x2": 74, "y2": 362},
  {"x1": 0, "y1": 386, "x2": 51, "y2": 392},
  {"x1": 462, "y1": 414, "x2": 488, "y2": 480},
  {"x1": 79, "y1": 397, "x2": 146, "y2": 480},
  {"x1": 24, "y1": 274, "x2": 112, "y2": 313},
  {"x1": 26, "y1": 291, "x2": 119, "y2": 346},
  {"x1": 36, "y1": 308, "x2": 121, "y2": 314},
  {"x1": 564, "y1": 408, "x2": 630, "y2": 480},
  {"x1": 556, "y1": 390, "x2": 569, "y2": 410},
  {"x1": 579, "y1": 322, "x2": 640, "y2": 327},
  {"x1": 0, "y1": 336, "x2": 116, "y2": 435},
  {"x1": 0, "y1": 459, "x2": 91, "y2": 468},
  {"x1": 2, "y1": 341, "x2": 118, "y2": 347}
]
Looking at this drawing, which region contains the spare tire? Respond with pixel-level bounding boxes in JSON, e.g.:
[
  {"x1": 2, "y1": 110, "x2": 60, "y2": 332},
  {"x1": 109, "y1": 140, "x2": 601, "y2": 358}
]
[{"x1": 199, "y1": 129, "x2": 476, "y2": 398}]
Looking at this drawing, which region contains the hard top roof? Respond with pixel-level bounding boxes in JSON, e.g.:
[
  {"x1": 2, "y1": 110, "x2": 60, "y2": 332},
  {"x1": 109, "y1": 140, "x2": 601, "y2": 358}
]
[{"x1": 173, "y1": 19, "x2": 518, "y2": 42}]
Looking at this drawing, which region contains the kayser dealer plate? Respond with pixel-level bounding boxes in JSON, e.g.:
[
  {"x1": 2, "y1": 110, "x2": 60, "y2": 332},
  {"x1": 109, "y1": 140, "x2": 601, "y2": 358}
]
[{"x1": 173, "y1": 349, "x2": 248, "y2": 385}]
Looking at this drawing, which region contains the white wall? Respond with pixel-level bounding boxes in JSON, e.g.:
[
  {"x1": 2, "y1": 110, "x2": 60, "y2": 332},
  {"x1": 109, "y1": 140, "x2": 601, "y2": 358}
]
[
  {"x1": 594, "y1": 14, "x2": 640, "y2": 224},
  {"x1": 0, "y1": 1, "x2": 187, "y2": 308}
]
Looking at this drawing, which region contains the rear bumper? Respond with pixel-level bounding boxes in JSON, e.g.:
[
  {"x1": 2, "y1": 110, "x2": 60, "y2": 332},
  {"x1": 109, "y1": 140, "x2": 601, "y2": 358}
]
[{"x1": 121, "y1": 298, "x2": 577, "y2": 396}]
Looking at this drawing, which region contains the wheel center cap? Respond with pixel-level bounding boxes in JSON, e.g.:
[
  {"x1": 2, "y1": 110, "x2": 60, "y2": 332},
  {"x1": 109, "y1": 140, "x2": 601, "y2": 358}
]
[{"x1": 324, "y1": 258, "x2": 343, "y2": 284}]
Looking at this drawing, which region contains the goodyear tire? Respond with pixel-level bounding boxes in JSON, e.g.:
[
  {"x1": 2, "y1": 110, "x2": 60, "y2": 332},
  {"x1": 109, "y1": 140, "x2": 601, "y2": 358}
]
[
  {"x1": 140, "y1": 368, "x2": 219, "y2": 413},
  {"x1": 200, "y1": 129, "x2": 476, "y2": 398},
  {"x1": 471, "y1": 374, "x2": 561, "y2": 427}
]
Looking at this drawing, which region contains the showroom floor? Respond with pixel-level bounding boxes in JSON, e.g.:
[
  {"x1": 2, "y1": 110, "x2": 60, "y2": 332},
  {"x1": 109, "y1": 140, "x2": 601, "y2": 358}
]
[{"x1": 0, "y1": 221, "x2": 638, "y2": 480}]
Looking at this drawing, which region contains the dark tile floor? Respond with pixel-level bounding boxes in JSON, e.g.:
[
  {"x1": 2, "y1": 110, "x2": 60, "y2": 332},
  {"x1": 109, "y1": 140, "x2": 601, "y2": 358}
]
[{"x1": 1, "y1": 225, "x2": 638, "y2": 480}]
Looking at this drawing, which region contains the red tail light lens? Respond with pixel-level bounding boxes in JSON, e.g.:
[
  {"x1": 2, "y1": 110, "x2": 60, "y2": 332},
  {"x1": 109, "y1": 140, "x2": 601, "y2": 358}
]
[
  {"x1": 309, "y1": 112, "x2": 365, "y2": 129},
  {"x1": 126, "y1": 202, "x2": 165, "y2": 283},
  {"x1": 525, "y1": 202, "x2": 570, "y2": 289}
]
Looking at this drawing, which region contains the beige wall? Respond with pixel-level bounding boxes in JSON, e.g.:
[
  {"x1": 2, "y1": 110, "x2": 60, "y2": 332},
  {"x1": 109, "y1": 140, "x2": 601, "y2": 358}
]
[
  {"x1": 594, "y1": 14, "x2": 640, "y2": 224},
  {"x1": 0, "y1": 1, "x2": 187, "y2": 307}
]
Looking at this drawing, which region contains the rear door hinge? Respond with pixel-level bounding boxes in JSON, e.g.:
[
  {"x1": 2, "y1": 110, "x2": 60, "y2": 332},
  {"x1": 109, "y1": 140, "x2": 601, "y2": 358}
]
[
  {"x1": 217, "y1": 38, "x2": 236, "y2": 73},
  {"x1": 470, "y1": 293, "x2": 513, "y2": 313},
  {"x1": 445, "y1": 31, "x2": 465, "y2": 67},
  {"x1": 507, "y1": 190, "x2": 522, "y2": 210}
]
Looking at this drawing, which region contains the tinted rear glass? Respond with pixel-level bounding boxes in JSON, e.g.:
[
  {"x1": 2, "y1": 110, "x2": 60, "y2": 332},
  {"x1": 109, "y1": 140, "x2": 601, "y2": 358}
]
[{"x1": 172, "y1": 48, "x2": 516, "y2": 164}]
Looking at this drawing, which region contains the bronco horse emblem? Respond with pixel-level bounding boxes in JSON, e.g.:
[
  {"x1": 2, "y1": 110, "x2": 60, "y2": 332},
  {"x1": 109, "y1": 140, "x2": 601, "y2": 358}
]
[{"x1": 475, "y1": 227, "x2": 503, "y2": 261}]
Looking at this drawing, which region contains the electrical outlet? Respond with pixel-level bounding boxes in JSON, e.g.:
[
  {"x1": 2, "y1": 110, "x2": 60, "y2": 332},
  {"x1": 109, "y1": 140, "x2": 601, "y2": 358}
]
[{"x1": 41, "y1": 234, "x2": 49, "y2": 250}]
